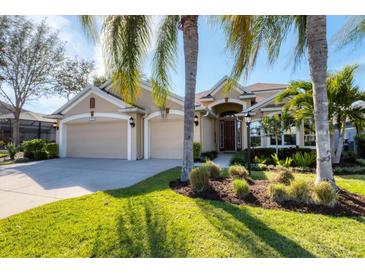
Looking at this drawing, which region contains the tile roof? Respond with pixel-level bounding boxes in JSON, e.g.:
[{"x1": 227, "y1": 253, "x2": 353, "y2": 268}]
[{"x1": 245, "y1": 83, "x2": 288, "y2": 92}]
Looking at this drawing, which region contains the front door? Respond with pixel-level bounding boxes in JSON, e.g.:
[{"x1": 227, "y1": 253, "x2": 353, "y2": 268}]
[{"x1": 221, "y1": 120, "x2": 235, "y2": 151}]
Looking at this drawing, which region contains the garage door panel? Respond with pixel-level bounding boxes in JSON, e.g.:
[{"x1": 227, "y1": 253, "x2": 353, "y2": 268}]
[
  {"x1": 150, "y1": 118, "x2": 183, "y2": 159},
  {"x1": 66, "y1": 121, "x2": 127, "y2": 159}
]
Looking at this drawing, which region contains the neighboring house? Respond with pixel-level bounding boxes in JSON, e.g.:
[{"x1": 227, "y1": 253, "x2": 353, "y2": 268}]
[
  {"x1": 0, "y1": 101, "x2": 56, "y2": 143},
  {"x1": 48, "y1": 76, "x2": 317, "y2": 160}
]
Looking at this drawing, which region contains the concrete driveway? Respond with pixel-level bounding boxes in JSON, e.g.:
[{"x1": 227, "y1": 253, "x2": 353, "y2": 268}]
[{"x1": 0, "y1": 158, "x2": 180, "y2": 219}]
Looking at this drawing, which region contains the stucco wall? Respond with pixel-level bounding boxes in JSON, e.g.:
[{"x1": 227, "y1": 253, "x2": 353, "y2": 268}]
[
  {"x1": 201, "y1": 116, "x2": 216, "y2": 152},
  {"x1": 65, "y1": 94, "x2": 120, "y2": 117}
]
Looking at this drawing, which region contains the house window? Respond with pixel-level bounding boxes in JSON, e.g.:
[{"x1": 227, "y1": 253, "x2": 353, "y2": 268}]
[
  {"x1": 283, "y1": 121, "x2": 297, "y2": 145},
  {"x1": 236, "y1": 120, "x2": 242, "y2": 150},
  {"x1": 268, "y1": 118, "x2": 297, "y2": 146},
  {"x1": 250, "y1": 121, "x2": 262, "y2": 147},
  {"x1": 304, "y1": 119, "x2": 316, "y2": 146},
  {"x1": 219, "y1": 121, "x2": 224, "y2": 149},
  {"x1": 90, "y1": 97, "x2": 95, "y2": 109}
]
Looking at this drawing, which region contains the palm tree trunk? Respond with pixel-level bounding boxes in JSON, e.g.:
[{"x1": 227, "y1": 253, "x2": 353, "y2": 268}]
[
  {"x1": 333, "y1": 122, "x2": 345, "y2": 164},
  {"x1": 306, "y1": 15, "x2": 336, "y2": 187},
  {"x1": 330, "y1": 132, "x2": 335, "y2": 161},
  {"x1": 180, "y1": 15, "x2": 199, "y2": 182}
]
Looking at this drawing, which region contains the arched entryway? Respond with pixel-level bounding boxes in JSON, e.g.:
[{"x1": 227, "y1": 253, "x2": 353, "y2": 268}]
[{"x1": 211, "y1": 102, "x2": 244, "y2": 152}]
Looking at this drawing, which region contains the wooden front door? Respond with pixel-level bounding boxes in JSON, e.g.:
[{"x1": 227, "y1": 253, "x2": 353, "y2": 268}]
[{"x1": 222, "y1": 120, "x2": 235, "y2": 151}]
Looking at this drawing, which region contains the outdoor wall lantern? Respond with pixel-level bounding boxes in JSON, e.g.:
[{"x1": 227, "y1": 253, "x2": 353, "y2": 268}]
[
  {"x1": 129, "y1": 117, "x2": 135, "y2": 128},
  {"x1": 52, "y1": 122, "x2": 59, "y2": 130},
  {"x1": 194, "y1": 115, "x2": 199, "y2": 126},
  {"x1": 90, "y1": 111, "x2": 96, "y2": 121},
  {"x1": 243, "y1": 111, "x2": 253, "y2": 175}
]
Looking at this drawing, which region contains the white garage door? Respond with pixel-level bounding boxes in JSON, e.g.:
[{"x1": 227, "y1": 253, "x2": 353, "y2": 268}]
[
  {"x1": 66, "y1": 120, "x2": 128, "y2": 159},
  {"x1": 150, "y1": 117, "x2": 183, "y2": 159}
]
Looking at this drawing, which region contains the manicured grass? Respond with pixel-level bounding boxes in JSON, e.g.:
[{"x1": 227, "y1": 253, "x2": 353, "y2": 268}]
[
  {"x1": 251, "y1": 171, "x2": 365, "y2": 196},
  {"x1": 0, "y1": 168, "x2": 364, "y2": 258},
  {"x1": 0, "y1": 153, "x2": 8, "y2": 158},
  {"x1": 0, "y1": 160, "x2": 13, "y2": 165}
]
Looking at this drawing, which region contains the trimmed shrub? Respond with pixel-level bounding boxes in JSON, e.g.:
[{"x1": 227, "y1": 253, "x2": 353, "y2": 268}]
[
  {"x1": 6, "y1": 143, "x2": 17, "y2": 160},
  {"x1": 312, "y1": 181, "x2": 337, "y2": 207},
  {"x1": 274, "y1": 169, "x2": 294, "y2": 185},
  {"x1": 45, "y1": 143, "x2": 58, "y2": 158},
  {"x1": 203, "y1": 161, "x2": 221, "y2": 179},
  {"x1": 333, "y1": 166, "x2": 365, "y2": 175},
  {"x1": 355, "y1": 134, "x2": 365, "y2": 158},
  {"x1": 14, "y1": 157, "x2": 30, "y2": 163},
  {"x1": 293, "y1": 151, "x2": 316, "y2": 168},
  {"x1": 232, "y1": 178, "x2": 250, "y2": 198},
  {"x1": 287, "y1": 180, "x2": 312, "y2": 204},
  {"x1": 228, "y1": 165, "x2": 248, "y2": 178},
  {"x1": 193, "y1": 142, "x2": 201, "y2": 160},
  {"x1": 200, "y1": 151, "x2": 217, "y2": 162},
  {"x1": 356, "y1": 159, "x2": 365, "y2": 167},
  {"x1": 340, "y1": 151, "x2": 357, "y2": 165},
  {"x1": 0, "y1": 140, "x2": 5, "y2": 148},
  {"x1": 33, "y1": 151, "x2": 48, "y2": 161},
  {"x1": 189, "y1": 167, "x2": 210, "y2": 193},
  {"x1": 22, "y1": 139, "x2": 48, "y2": 160},
  {"x1": 268, "y1": 183, "x2": 290, "y2": 203},
  {"x1": 230, "y1": 151, "x2": 246, "y2": 166}
]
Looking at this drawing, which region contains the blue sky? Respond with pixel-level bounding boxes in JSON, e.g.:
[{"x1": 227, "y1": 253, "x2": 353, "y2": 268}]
[{"x1": 22, "y1": 15, "x2": 365, "y2": 113}]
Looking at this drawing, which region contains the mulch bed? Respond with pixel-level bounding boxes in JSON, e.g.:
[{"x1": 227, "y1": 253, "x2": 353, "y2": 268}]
[{"x1": 170, "y1": 178, "x2": 365, "y2": 217}]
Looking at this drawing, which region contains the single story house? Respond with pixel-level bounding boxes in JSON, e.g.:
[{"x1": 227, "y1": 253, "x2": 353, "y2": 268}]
[
  {"x1": 0, "y1": 101, "x2": 56, "y2": 144},
  {"x1": 48, "y1": 76, "x2": 317, "y2": 160}
]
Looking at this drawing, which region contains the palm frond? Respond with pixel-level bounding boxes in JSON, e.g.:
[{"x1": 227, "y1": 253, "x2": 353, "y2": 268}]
[
  {"x1": 293, "y1": 16, "x2": 307, "y2": 65},
  {"x1": 152, "y1": 15, "x2": 180, "y2": 108},
  {"x1": 79, "y1": 15, "x2": 99, "y2": 43},
  {"x1": 335, "y1": 16, "x2": 365, "y2": 48},
  {"x1": 103, "y1": 15, "x2": 151, "y2": 104},
  {"x1": 221, "y1": 15, "x2": 258, "y2": 80}
]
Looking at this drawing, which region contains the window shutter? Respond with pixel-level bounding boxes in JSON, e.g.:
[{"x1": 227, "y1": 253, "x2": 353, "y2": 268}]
[{"x1": 90, "y1": 97, "x2": 95, "y2": 109}]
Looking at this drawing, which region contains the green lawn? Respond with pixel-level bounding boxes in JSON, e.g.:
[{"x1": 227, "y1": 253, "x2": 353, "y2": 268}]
[
  {"x1": 0, "y1": 168, "x2": 364, "y2": 258},
  {"x1": 251, "y1": 170, "x2": 365, "y2": 196},
  {"x1": 0, "y1": 160, "x2": 13, "y2": 165},
  {"x1": 0, "y1": 153, "x2": 8, "y2": 158}
]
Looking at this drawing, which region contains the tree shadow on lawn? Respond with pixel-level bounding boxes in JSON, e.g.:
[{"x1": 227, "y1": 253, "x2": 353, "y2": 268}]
[
  {"x1": 195, "y1": 199, "x2": 315, "y2": 258},
  {"x1": 105, "y1": 167, "x2": 180, "y2": 199},
  {"x1": 91, "y1": 197, "x2": 188, "y2": 258}
]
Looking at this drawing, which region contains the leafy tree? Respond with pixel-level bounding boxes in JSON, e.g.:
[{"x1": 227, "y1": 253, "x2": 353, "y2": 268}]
[
  {"x1": 0, "y1": 16, "x2": 10, "y2": 68},
  {"x1": 221, "y1": 15, "x2": 335, "y2": 187},
  {"x1": 276, "y1": 65, "x2": 365, "y2": 164},
  {"x1": 0, "y1": 16, "x2": 65, "y2": 145},
  {"x1": 55, "y1": 58, "x2": 95, "y2": 100},
  {"x1": 80, "y1": 15, "x2": 199, "y2": 182}
]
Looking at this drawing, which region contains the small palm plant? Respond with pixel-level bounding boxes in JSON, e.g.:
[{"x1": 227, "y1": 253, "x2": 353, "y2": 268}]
[{"x1": 271, "y1": 153, "x2": 293, "y2": 168}]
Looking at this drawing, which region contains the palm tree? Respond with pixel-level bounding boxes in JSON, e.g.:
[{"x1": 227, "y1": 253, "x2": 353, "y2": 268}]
[
  {"x1": 222, "y1": 15, "x2": 335, "y2": 187},
  {"x1": 80, "y1": 15, "x2": 199, "y2": 182},
  {"x1": 328, "y1": 65, "x2": 365, "y2": 163},
  {"x1": 276, "y1": 65, "x2": 365, "y2": 164}
]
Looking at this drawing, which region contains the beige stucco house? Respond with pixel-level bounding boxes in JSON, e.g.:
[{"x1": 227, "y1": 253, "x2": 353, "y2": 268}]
[{"x1": 48, "y1": 76, "x2": 315, "y2": 160}]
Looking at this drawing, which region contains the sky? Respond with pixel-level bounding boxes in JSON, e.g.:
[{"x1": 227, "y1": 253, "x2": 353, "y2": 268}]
[{"x1": 18, "y1": 15, "x2": 365, "y2": 114}]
